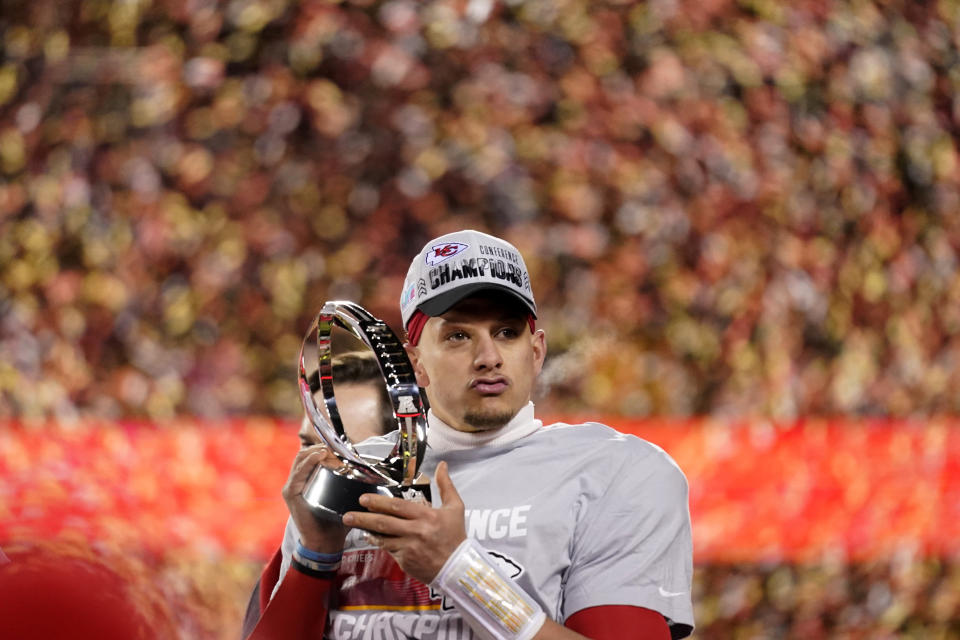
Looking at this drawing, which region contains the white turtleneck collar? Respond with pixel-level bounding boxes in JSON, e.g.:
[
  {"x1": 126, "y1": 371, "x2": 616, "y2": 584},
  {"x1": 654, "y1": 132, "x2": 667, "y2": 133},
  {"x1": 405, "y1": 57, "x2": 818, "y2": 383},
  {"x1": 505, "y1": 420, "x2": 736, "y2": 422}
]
[{"x1": 426, "y1": 402, "x2": 542, "y2": 454}]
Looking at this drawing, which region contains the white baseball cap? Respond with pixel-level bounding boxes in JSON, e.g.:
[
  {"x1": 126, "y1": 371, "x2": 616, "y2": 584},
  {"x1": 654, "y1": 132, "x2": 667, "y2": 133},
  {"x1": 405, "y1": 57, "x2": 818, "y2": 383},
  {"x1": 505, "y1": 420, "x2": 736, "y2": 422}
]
[{"x1": 400, "y1": 229, "x2": 537, "y2": 330}]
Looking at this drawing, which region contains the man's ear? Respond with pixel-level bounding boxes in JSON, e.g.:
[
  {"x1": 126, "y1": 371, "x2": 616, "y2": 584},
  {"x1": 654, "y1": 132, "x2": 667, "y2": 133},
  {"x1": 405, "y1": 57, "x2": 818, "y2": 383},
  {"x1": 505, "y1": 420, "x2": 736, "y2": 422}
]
[
  {"x1": 531, "y1": 329, "x2": 547, "y2": 376},
  {"x1": 404, "y1": 343, "x2": 430, "y2": 387}
]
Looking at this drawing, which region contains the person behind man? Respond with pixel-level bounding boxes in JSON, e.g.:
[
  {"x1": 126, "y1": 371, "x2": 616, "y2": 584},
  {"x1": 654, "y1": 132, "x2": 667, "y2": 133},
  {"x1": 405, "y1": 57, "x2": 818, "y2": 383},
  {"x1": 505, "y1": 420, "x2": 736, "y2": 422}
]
[
  {"x1": 245, "y1": 230, "x2": 694, "y2": 640},
  {"x1": 242, "y1": 350, "x2": 396, "y2": 637},
  {"x1": 296, "y1": 351, "x2": 398, "y2": 448}
]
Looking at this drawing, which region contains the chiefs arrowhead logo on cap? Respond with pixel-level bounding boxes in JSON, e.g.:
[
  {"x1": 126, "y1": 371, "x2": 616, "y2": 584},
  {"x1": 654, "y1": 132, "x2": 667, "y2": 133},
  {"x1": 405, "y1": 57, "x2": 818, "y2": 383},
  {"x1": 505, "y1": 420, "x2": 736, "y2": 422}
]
[{"x1": 424, "y1": 242, "x2": 469, "y2": 266}]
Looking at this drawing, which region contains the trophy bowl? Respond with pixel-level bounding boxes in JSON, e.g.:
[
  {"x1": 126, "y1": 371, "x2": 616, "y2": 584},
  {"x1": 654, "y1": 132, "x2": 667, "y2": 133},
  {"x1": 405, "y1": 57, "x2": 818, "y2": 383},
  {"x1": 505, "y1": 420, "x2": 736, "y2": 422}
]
[{"x1": 298, "y1": 301, "x2": 430, "y2": 523}]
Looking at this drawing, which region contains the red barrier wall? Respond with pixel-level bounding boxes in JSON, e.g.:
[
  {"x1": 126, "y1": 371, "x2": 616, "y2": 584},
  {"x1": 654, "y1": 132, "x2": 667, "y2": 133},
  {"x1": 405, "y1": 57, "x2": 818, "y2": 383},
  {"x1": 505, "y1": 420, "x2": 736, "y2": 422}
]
[{"x1": 2, "y1": 418, "x2": 959, "y2": 562}]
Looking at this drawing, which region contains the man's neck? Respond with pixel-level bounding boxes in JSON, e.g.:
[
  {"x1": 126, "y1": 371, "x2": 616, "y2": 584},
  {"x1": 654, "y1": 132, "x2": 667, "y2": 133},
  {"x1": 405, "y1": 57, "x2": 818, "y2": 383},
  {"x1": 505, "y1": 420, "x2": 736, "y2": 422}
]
[{"x1": 427, "y1": 403, "x2": 541, "y2": 453}]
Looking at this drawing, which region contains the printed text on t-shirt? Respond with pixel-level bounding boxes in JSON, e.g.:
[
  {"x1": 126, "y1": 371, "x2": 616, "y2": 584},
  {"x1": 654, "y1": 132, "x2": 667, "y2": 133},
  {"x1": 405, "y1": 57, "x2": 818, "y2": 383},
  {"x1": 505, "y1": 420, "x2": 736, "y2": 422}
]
[{"x1": 464, "y1": 505, "x2": 530, "y2": 540}]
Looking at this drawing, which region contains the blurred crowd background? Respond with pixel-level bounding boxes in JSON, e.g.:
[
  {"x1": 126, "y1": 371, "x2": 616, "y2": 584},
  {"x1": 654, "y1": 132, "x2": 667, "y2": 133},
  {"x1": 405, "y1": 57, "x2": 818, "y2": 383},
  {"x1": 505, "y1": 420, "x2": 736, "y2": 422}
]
[
  {"x1": 4, "y1": 0, "x2": 960, "y2": 421},
  {"x1": 3, "y1": 0, "x2": 960, "y2": 637}
]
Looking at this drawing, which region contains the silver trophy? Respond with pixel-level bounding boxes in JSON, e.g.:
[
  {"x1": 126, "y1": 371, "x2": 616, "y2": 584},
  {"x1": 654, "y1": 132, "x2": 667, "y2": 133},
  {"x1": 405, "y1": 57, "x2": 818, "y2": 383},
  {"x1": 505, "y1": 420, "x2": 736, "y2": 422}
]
[{"x1": 298, "y1": 301, "x2": 430, "y2": 523}]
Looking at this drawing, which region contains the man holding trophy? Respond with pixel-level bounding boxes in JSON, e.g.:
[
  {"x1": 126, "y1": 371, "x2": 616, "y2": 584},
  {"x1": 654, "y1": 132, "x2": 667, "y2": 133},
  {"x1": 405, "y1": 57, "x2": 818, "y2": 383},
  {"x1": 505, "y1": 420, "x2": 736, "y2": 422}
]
[{"x1": 245, "y1": 230, "x2": 694, "y2": 640}]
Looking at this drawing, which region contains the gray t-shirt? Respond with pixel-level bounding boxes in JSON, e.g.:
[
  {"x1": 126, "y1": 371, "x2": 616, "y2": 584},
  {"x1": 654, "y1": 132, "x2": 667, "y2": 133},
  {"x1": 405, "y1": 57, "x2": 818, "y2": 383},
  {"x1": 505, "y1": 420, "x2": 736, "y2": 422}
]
[{"x1": 277, "y1": 421, "x2": 694, "y2": 639}]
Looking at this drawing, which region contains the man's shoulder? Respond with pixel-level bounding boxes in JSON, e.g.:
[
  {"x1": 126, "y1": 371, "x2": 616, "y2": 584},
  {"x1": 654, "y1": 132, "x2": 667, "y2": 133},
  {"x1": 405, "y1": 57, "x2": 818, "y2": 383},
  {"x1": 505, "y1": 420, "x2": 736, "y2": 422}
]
[
  {"x1": 538, "y1": 420, "x2": 687, "y2": 480},
  {"x1": 540, "y1": 420, "x2": 666, "y2": 454}
]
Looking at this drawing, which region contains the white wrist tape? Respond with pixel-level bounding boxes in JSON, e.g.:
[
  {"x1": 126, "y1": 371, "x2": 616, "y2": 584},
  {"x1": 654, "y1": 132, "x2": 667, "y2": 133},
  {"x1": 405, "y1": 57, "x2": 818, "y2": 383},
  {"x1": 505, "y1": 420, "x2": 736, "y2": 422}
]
[{"x1": 430, "y1": 538, "x2": 546, "y2": 640}]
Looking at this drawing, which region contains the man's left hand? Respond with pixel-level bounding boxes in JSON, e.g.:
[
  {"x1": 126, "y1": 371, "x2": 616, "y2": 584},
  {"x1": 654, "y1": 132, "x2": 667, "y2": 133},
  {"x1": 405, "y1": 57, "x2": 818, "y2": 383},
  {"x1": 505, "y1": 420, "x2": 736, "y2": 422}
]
[{"x1": 342, "y1": 461, "x2": 465, "y2": 584}]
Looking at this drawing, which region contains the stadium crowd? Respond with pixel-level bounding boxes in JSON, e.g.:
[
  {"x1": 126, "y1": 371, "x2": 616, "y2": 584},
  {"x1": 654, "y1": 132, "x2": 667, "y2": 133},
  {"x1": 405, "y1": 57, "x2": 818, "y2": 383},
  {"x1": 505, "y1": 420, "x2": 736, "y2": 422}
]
[
  {"x1": 694, "y1": 557, "x2": 960, "y2": 639},
  {"x1": 3, "y1": 0, "x2": 960, "y2": 421}
]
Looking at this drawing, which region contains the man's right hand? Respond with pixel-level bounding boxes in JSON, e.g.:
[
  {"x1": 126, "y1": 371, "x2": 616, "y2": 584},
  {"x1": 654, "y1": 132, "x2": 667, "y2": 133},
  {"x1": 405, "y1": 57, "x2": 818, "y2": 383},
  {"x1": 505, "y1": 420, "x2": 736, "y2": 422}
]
[{"x1": 281, "y1": 444, "x2": 348, "y2": 553}]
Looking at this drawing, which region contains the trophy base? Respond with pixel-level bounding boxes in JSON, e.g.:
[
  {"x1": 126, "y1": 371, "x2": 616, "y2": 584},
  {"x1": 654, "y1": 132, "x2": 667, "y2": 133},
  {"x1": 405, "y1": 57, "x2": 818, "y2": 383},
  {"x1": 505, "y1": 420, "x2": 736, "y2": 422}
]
[{"x1": 302, "y1": 466, "x2": 433, "y2": 524}]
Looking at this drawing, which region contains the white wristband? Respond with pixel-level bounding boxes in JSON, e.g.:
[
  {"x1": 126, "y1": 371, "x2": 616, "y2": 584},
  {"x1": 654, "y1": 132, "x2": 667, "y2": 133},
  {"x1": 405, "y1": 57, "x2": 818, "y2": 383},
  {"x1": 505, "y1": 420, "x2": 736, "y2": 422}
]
[{"x1": 430, "y1": 538, "x2": 546, "y2": 640}]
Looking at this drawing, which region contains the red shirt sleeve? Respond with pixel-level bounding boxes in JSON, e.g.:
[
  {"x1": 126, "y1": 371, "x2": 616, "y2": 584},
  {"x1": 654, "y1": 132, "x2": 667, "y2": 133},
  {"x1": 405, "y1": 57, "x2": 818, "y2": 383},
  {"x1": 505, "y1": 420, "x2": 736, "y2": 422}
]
[
  {"x1": 258, "y1": 548, "x2": 284, "y2": 614},
  {"x1": 245, "y1": 562, "x2": 333, "y2": 640},
  {"x1": 565, "y1": 605, "x2": 671, "y2": 640}
]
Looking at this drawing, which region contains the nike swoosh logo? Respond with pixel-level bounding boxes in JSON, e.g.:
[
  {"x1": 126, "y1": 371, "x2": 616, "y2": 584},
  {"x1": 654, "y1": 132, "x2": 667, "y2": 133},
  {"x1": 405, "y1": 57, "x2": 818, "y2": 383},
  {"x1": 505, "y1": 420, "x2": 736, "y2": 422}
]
[{"x1": 658, "y1": 586, "x2": 687, "y2": 598}]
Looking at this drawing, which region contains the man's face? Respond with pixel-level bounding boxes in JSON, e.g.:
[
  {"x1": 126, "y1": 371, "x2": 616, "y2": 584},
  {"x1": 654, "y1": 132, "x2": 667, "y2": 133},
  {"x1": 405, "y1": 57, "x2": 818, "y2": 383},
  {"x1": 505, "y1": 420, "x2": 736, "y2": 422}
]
[
  {"x1": 299, "y1": 382, "x2": 388, "y2": 446},
  {"x1": 407, "y1": 293, "x2": 546, "y2": 433}
]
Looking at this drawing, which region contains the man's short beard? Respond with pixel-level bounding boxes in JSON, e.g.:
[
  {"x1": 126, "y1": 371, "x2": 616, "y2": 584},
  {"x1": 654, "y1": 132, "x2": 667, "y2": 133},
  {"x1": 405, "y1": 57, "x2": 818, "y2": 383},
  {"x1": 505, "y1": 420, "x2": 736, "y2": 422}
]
[{"x1": 462, "y1": 409, "x2": 517, "y2": 432}]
